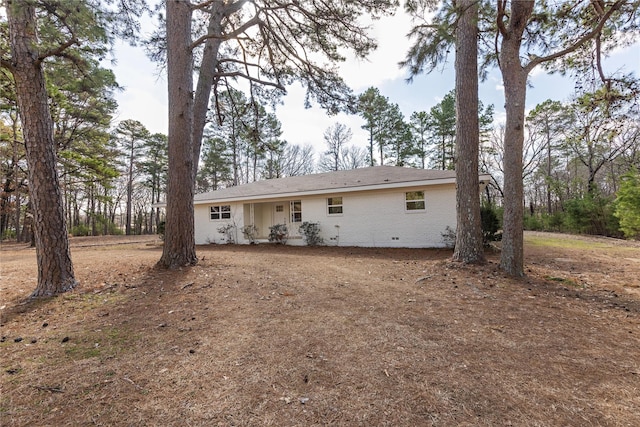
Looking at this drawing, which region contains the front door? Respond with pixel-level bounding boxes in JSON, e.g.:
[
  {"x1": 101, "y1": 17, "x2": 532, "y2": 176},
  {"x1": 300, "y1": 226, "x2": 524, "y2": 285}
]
[
  {"x1": 273, "y1": 203, "x2": 287, "y2": 225},
  {"x1": 270, "y1": 201, "x2": 302, "y2": 238}
]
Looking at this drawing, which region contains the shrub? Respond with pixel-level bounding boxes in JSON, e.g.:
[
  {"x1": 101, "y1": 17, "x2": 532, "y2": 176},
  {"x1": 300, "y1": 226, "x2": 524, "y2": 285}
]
[
  {"x1": 1, "y1": 229, "x2": 16, "y2": 241},
  {"x1": 564, "y1": 191, "x2": 619, "y2": 236},
  {"x1": 217, "y1": 224, "x2": 236, "y2": 244},
  {"x1": 480, "y1": 204, "x2": 501, "y2": 244},
  {"x1": 524, "y1": 214, "x2": 543, "y2": 231},
  {"x1": 525, "y1": 211, "x2": 573, "y2": 233},
  {"x1": 441, "y1": 226, "x2": 456, "y2": 249},
  {"x1": 614, "y1": 168, "x2": 640, "y2": 239},
  {"x1": 71, "y1": 224, "x2": 91, "y2": 237},
  {"x1": 241, "y1": 224, "x2": 258, "y2": 244},
  {"x1": 547, "y1": 212, "x2": 565, "y2": 231},
  {"x1": 268, "y1": 223, "x2": 288, "y2": 244},
  {"x1": 93, "y1": 214, "x2": 122, "y2": 235},
  {"x1": 158, "y1": 221, "x2": 166, "y2": 240},
  {"x1": 441, "y1": 204, "x2": 501, "y2": 249},
  {"x1": 299, "y1": 222, "x2": 324, "y2": 246}
]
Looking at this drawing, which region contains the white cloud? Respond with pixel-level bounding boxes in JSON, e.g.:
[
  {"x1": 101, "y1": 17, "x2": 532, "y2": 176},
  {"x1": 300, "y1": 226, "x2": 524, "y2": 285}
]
[
  {"x1": 276, "y1": 84, "x2": 369, "y2": 155},
  {"x1": 113, "y1": 83, "x2": 167, "y2": 134},
  {"x1": 339, "y1": 11, "x2": 413, "y2": 90},
  {"x1": 110, "y1": 41, "x2": 167, "y2": 134}
]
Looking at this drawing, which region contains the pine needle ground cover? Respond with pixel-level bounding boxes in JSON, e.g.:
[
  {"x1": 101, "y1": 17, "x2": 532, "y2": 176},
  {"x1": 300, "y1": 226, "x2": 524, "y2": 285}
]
[{"x1": 1, "y1": 233, "x2": 639, "y2": 426}]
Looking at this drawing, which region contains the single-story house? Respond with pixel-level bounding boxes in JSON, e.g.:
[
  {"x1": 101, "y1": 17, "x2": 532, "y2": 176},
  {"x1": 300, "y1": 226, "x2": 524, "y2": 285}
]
[{"x1": 194, "y1": 166, "x2": 491, "y2": 248}]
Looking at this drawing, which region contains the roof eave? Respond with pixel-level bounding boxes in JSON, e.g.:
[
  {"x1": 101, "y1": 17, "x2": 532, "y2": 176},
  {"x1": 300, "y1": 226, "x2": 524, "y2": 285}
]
[{"x1": 193, "y1": 177, "x2": 458, "y2": 205}]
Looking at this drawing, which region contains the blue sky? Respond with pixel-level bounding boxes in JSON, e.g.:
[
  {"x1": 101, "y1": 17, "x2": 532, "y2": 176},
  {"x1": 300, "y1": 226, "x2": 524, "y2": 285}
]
[{"x1": 110, "y1": 10, "x2": 640, "y2": 156}]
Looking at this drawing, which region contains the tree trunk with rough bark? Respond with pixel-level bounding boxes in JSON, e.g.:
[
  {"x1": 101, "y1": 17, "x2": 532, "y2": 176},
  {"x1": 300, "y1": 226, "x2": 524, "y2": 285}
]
[
  {"x1": 126, "y1": 142, "x2": 134, "y2": 235},
  {"x1": 452, "y1": 0, "x2": 484, "y2": 264},
  {"x1": 159, "y1": 0, "x2": 198, "y2": 268},
  {"x1": 192, "y1": 10, "x2": 224, "y2": 178},
  {"x1": 498, "y1": 1, "x2": 534, "y2": 277},
  {"x1": 7, "y1": 0, "x2": 78, "y2": 296}
]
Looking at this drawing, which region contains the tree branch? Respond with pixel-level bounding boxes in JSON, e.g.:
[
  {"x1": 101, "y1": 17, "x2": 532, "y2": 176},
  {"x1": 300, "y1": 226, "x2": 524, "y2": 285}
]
[
  {"x1": 192, "y1": 0, "x2": 250, "y2": 13},
  {"x1": 191, "y1": 0, "x2": 217, "y2": 10},
  {"x1": 223, "y1": 0, "x2": 251, "y2": 16},
  {"x1": 496, "y1": 0, "x2": 508, "y2": 37},
  {"x1": 38, "y1": 37, "x2": 77, "y2": 61},
  {"x1": 36, "y1": 1, "x2": 83, "y2": 61},
  {"x1": 594, "y1": 33, "x2": 608, "y2": 84},
  {"x1": 524, "y1": 0, "x2": 624, "y2": 73},
  {"x1": 189, "y1": 15, "x2": 261, "y2": 49},
  {"x1": 216, "y1": 70, "x2": 286, "y2": 91}
]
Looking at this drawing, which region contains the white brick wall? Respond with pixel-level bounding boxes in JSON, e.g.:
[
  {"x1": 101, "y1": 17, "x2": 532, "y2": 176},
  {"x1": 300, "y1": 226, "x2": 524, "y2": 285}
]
[
  {"x1": 194, "y1": 204, "x2": 244, "y2": 245},
  {"x1": 194, "y1": 183, "x2": 456, "y2": 248}
]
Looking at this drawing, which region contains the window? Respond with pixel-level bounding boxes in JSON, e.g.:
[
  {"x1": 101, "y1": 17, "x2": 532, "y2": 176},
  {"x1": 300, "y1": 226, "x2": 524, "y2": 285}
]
[
  {"x1": 275, "y1": 205, "x2": 284, "y2": 213},
  {"x1": 210, "y1": 205, "x2": 231, "y2": 220},
  {"x1": 327, "y1": 197, "x2": 343, "y2": 215},
  {"x1": 290, "y1": 200, "x2": 302, "y2": 223},
  {"x1": 405, "y1": 191, "x2": 425, "y2": 211}
]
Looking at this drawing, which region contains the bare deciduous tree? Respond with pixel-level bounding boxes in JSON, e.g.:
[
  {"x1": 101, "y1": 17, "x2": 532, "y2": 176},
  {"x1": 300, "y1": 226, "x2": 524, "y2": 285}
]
[{"x1": 318, "y1": 123, "x2": 353, "y2": 172}]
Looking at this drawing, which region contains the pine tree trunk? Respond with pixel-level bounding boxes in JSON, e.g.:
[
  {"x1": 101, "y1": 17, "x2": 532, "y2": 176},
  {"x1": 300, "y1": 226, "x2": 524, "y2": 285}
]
[
  {"x1": 452, "y1": 0, "x2": 484, "y2": 264},
  {"x1": 14, "y1": 192, "x2": 21, "y2": 240},
  {"x1": 125, "y1": 141, "x2": 134, "y2": 235},
  {"x1": 498, "y1": 1, "x2": 533, "y2": 277},
  {"x1": 159, "y1": 0, "x2": 198, "y2": 268},
  {"x1": 0, "y1": 178, "x2": 11, "y2": 236},
  {"x1": 369, "y1": 132, "x2": 374, "y2": 167},
  {"x1": 192, "y1": 9, "x2": 224, "y2": 178},
  {"x1": 90, "y1": 185, "x2": 96, "y2": 236},
  {"x1": 19, "y1": 201, "x2": 31, "y2": 243},
  {"x1": 546, "y1": 125, "x2": 552, "y2": 214},
  {"x1": 7, "y1": 0, "x2": 77, "y2": 296},
  {"x1": 12, "y1": 116, "x2": 21, "y2": 238},
  {"x1": 232, "y1": 134, "x2": 239, "y2": 186}
]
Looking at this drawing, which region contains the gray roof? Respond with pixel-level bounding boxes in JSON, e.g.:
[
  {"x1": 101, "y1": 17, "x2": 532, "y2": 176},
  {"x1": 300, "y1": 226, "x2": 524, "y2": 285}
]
[{"x1": 194, "y1": 166, "x2": 463, "y2": 204}]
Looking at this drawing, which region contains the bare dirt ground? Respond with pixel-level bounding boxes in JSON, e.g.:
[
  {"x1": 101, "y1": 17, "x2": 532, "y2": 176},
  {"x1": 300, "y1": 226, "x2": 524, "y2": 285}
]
[{"x1": 1, "y1": 232, "x2": 639, "y2": 426}]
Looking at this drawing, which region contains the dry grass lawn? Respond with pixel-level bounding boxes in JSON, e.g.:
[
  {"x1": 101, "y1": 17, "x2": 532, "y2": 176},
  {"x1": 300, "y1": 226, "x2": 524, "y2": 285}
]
[{"x1": 1, "y1": 232, "x2": 639, "y2": 426}]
